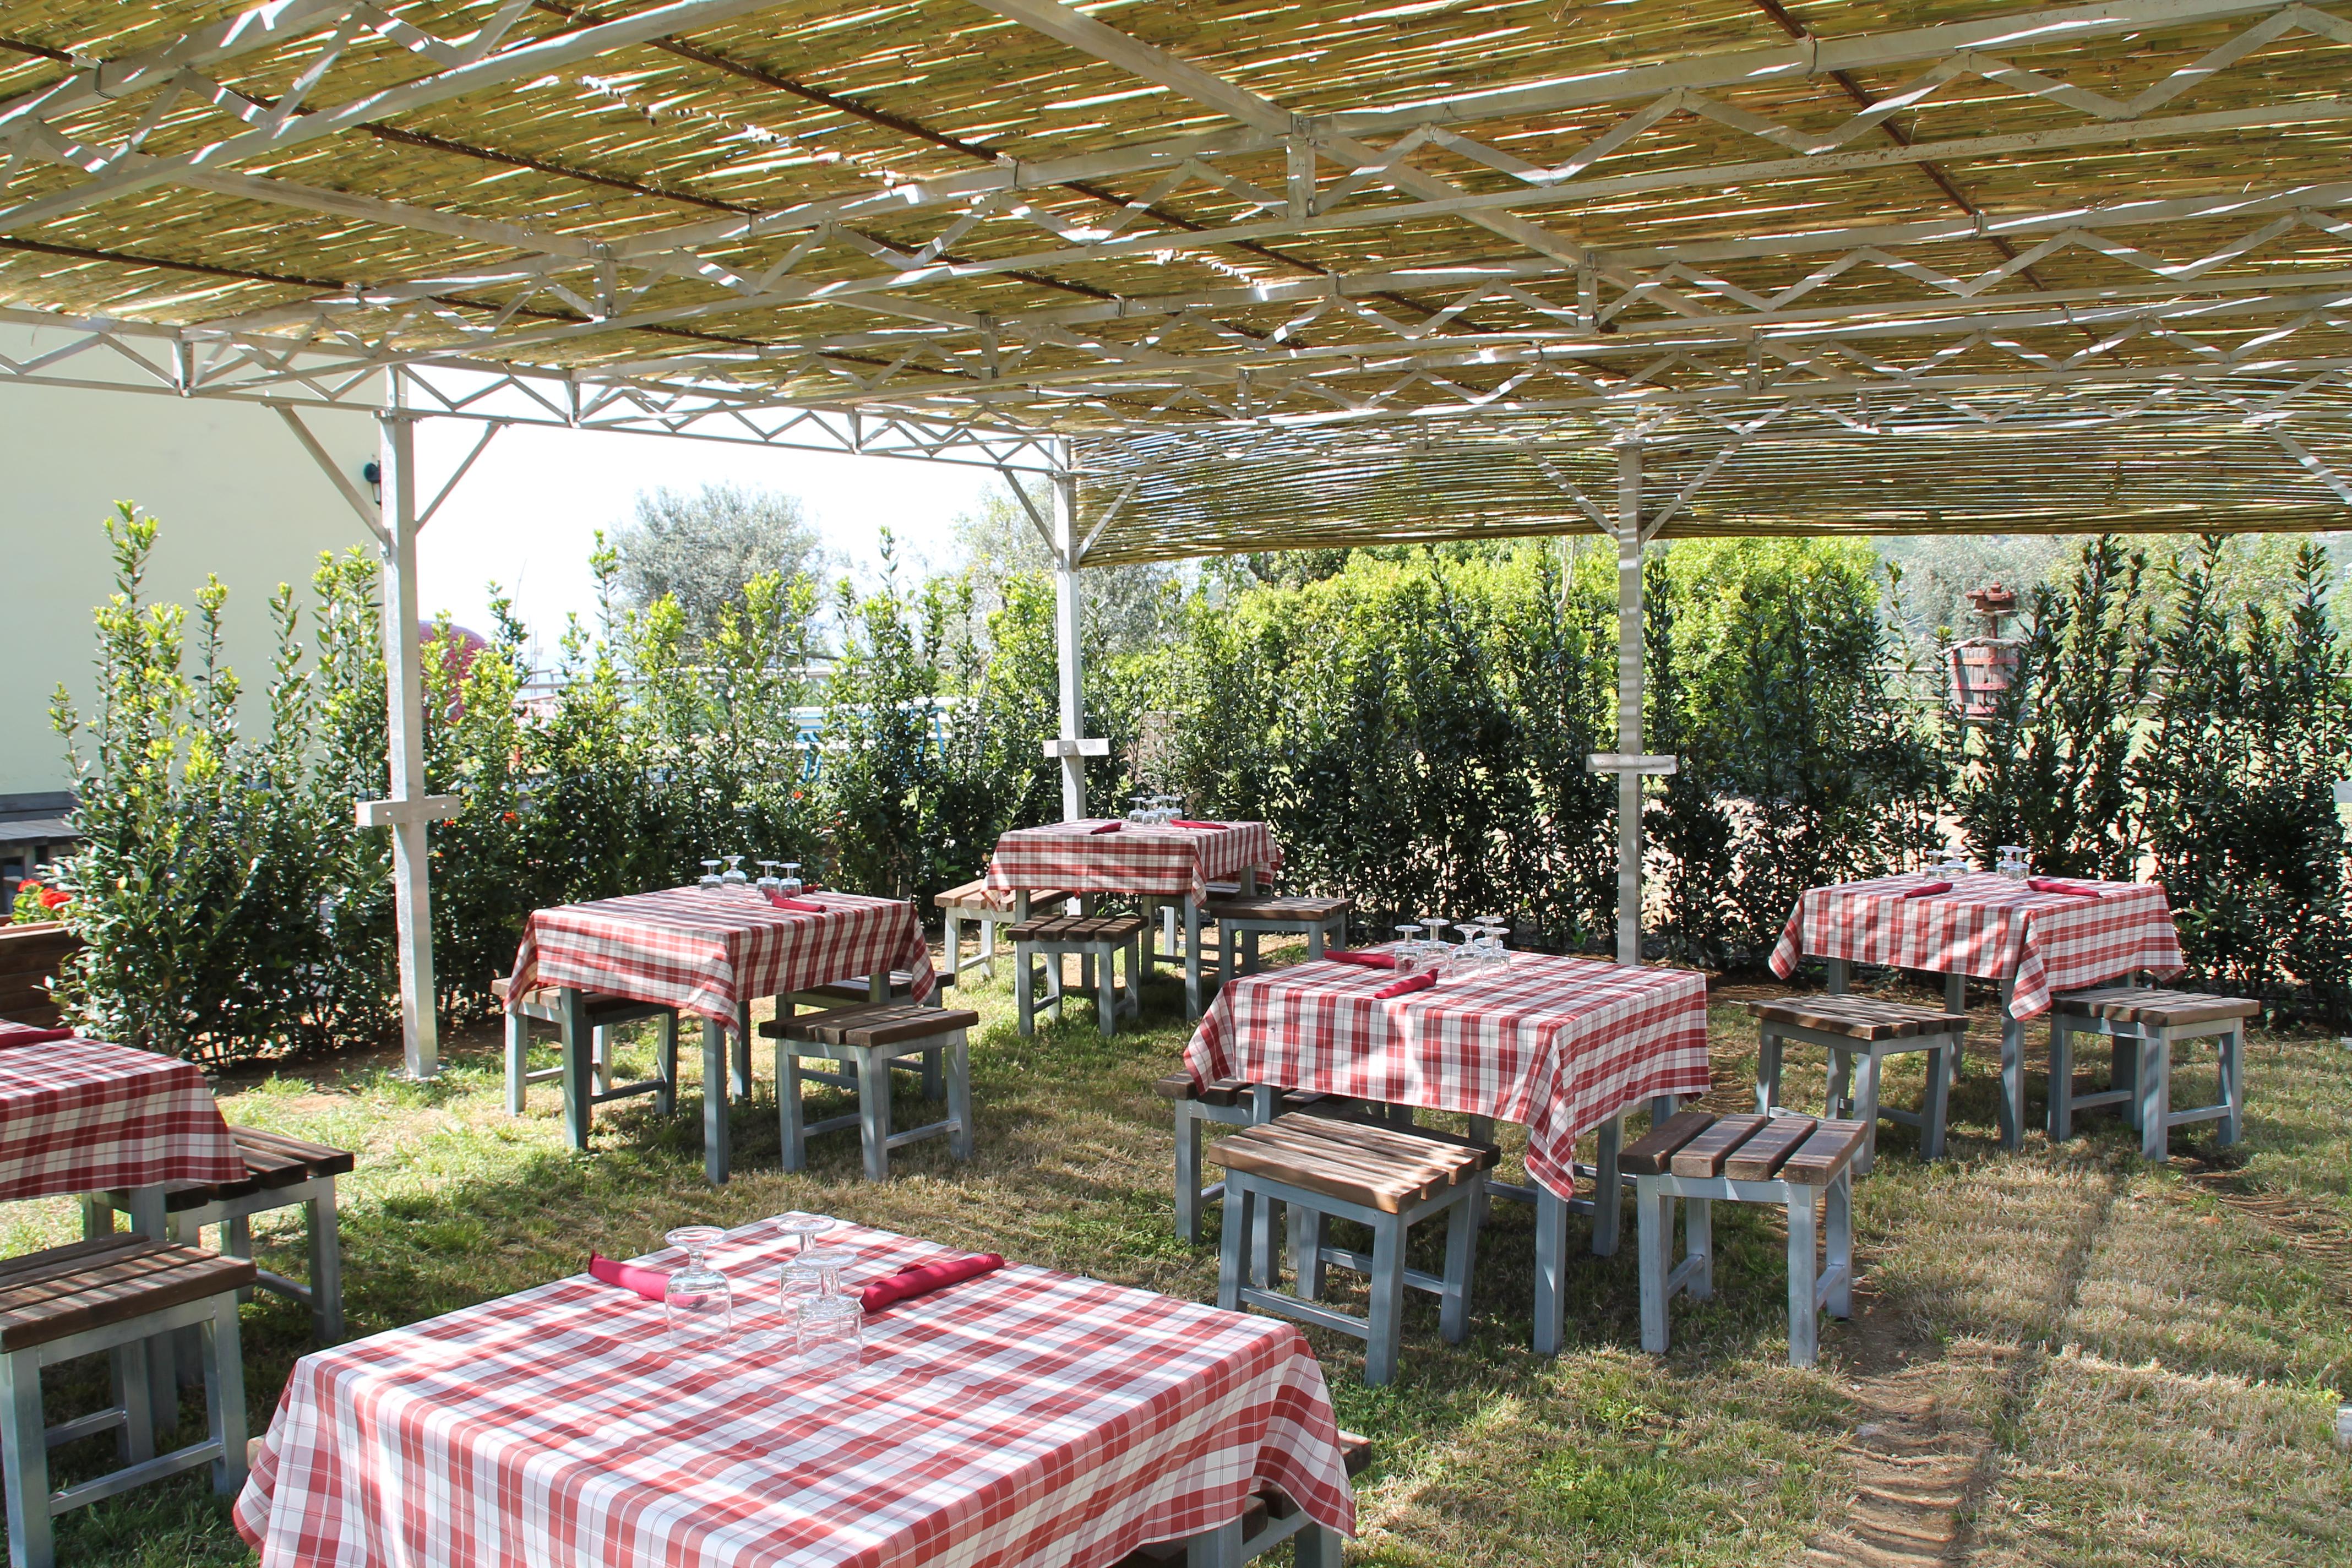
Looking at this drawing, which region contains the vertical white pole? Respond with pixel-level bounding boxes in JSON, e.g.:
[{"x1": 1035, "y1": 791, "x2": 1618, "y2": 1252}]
[
  {"x1": 1615, "y1": 439, "x2": 1645, "y2": 968},
  {"x1": 1051, "y1": 442, "x2": 1086, "y2": 823},
  {"x1": 377, "y1": 371, "x2": 439, "y2": 1077}
]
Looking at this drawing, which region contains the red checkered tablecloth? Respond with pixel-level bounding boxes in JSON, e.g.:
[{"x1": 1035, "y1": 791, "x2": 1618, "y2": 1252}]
[
  {"x1": 1767, "y1": 872, "x2": 2185, "y2": 1019},
  {"x1": 0, "y1": 1033, "x2": 243, "y2": 1203},
  {"x1": 1186, "y1": 951, "x2": 1711, "y2": 1202},
  {"x1": 983, "y1": 820, "x2": 1282, "y2": 906},
  {"x1": 508, "y1": 887, "x2": 936, "y2": 1030},
  {"x1": 236, "y1": 1217, "x2": 1353, "y2": 1568}
]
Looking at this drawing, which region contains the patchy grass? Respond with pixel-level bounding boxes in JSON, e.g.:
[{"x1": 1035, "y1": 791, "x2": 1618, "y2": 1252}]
[{"x1": 12, "y1": 955, "x2": 2350, "y2": 1565}]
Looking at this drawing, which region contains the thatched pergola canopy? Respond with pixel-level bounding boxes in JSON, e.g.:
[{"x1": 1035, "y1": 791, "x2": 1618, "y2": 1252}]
[{"x1": 3, "y1": 0, "x2": 2350, "y2": 560}]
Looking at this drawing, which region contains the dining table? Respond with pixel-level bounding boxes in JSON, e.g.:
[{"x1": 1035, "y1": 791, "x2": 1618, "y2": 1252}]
[
  {"x1": 1185, "y1": 946, "x2": 1711, "y2": 1354},
  {"x1": 983, "y1": 818, "x2": 1284, "y2": 1016},
  {"x1": 234, "y1": 1216, "x2": 1355, "y2": 1568},
  {"x1": 1767, "y1": 870, "x2": 2186, "y2": 1148},
  {"x1": 507, "y1": 886, "x2": 937, "y2": 1184}
]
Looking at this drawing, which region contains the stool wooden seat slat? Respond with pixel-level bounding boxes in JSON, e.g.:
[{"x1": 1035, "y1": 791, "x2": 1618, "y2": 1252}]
[
  {"x1": 1202, "y1": 896, "x2": 1352, "y2": 984},
  {"x1": 1211, "y1": 1114, "x2": 1493, "y2": 1386},
  {"x1": 759, "y1": 1003, "x2": 978, "y2": 1182},
  {"x1": 1011, "y1": 914, "x2": 1145, "y2": 1038},
  {"x1": 1751, "y1": 994, "x2": 1962, "y2": 1174},
  {"x1": 1627, "y1": 1110, "x2": 1865, "y2": 1368},
  {"x1": 0, "y1": 1238, "x2": 252, "y2": 1568},
  {"x1": 2048, "y1": 986, "x2": 2253, "y2": 1158}
]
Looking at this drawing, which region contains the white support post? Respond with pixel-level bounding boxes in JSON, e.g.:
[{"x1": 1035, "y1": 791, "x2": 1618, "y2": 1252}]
[
  {"x1": 377, "y1": 371, "x2": 440, "y2": 1079},
  {"x1": 1614, "y1": 440, "x2": 1645, "y2": 967},
  {"x1": 1051, "y1": 442, "x2": 1086, "y2": 822}
]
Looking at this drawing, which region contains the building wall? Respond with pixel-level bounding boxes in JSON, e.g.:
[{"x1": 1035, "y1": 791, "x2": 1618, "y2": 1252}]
[{"x1": 0, "y1": 326, "x2": 377, "y2": 796}]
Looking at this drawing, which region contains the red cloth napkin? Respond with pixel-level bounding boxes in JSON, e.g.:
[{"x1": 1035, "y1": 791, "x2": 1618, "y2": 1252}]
[
  {"x1": 1373, "y1": 972, "x2": 1438, "y2": 1000},
  {"x1": 859, "y1": 1253, "x2": 1005, "y2": 1313},
  {"x1": 1170, "y1": 819, "x2": 1229, "y2": 830},
  {"x1": 587, "y1": 1253, "x2": 668, "y2": 1302},
  {"x1": 2028, "y1": 877, "x2": 2104, "y2": 898},
  {"x1": 767, "y1": 894, "x2": 827, "y2": 913},
  {"x1": 1325, "y1": 949, "x2": 1399, "y2": 971},
  {"x1": 1900, "y1": 880, "x2": 1953, "y2": 899},
  {"x1": 0, "y1": 1026, "x2": 74, "y2": 1048},
  {"x1": 1087, "y1": 821, "x2": 1121, "y2": 835}
]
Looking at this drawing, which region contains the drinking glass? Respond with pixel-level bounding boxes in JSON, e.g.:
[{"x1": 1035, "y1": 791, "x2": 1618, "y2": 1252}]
[
  {"x1": 795, "y1": 1293, "x2": 864, "y2": 1375},
  {"x1": 1997, "y1": 845, "x2": 2030, "y2": 880},
  {"x1": 1156, "y1": 794, "x2": 1181, "y2": 825},
  {"x1": 662, "y1": 1226, "x2": 733, "y2": 1354},
  {"x1": 1393, "y1": 923, "x2": 1429, "y2": 973},
  {"x1": 755, "y1": 860, "x2": 782, "y2": 896},
  {"x1": 779, "y1": 862, "x2": 804, "y2": 896},
  {"x1": 1446, "y1": 923, "x2": 1485, "y2": 977},
  {"x1": 737, "y1": 1214, "x2": 834, "y2": 1350},
  {"x1": 1128, "y1": 794, "x2": 1151, "y2": 825},
  {"x1": 1473, "y1": 920, "x2": 1511, "y2": 971},
  {"x1": 698, "y1": 859, "x2": 725, "y2": 892},
  {"x1": 722, "y1": 854, "x2": 748, "y2": 888}
]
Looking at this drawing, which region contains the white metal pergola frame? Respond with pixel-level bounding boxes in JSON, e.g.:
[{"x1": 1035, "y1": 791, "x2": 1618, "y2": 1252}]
[{"x1": 5, "y1": 0, "x2": 2350, "y2": 1072}]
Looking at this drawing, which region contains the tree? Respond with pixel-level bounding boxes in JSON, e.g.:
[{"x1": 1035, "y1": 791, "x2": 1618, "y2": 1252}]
[
  {"x1": 610, "y1": 483, "x2": 825, "y2": 640},
  {"x1": 953, "y1": 482, "x2": 1183, "y2": 661}
]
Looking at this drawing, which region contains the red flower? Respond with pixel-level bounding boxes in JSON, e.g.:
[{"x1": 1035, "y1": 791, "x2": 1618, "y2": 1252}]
[
  {"x1": 17, "y1": 881, "x2": 40, "y2": 896},
  {"x1": 37, "y1": 888, "x2": 68, "y2": 910},
  {"x1": 502, "y1": 810, "x2": 519, "y2": 824}
]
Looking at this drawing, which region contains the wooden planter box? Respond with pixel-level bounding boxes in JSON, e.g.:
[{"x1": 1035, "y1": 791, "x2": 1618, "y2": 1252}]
[{"x1": 0, "y1": 921, "x2": 81, "y2": 1026}]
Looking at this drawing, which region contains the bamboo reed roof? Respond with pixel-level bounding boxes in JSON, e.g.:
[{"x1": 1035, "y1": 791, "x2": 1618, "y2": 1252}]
[{"x1": 2, "y1": 0, "x2": 2349, "y2": 558}]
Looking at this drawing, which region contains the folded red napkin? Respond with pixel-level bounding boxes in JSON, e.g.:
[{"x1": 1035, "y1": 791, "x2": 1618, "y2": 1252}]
[
  {"x1": 1373, "y1": 972, "x2": 1438, "y2": 1000},
  {"x1": 1900, "y1": 880, "x2": 1953, "y2": 899},
  {"x1": 767, "y1": 894, "x2": 827, "y2": 913},
  {"x1": 1087, "y1": 821, "x2": 1121, "y2": 835},
  {"x1": 1170, "y1": 819, "x2": 1229, "y2": 831},
  {"x1": 859, "y1": 1253, "x2": 1005, "y2": 1313},
  {"x1": 0, "y1": 1026, "x2": 74, "y2": 1048},
  {"x1": 1325, "y1": 949, "x2": 1399, "y2": 971},
  {"x1": 587, "y1": 1253, "x2": 668, "y2": 1302},
  {"x1": 2028, "y1": 877, "x2": 2104, "y2": 898}
]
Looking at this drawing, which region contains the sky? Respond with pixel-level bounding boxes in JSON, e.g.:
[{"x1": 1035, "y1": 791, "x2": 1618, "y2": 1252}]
[{"x1": 410, "y1": 419, "x2": 1001, "y2": 661}]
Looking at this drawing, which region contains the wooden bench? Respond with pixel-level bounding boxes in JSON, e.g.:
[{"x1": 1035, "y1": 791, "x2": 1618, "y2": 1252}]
[
  {"x1": 759, "y1": 1003, "x2": 978, "y2": 1181},
  {"x1": 492, "y1": 975, "x2": 679, "y2": 1134},
  {"x1": 1011, "y1": 914, "x2": 1145, "y2": 1038},
  {"x1": 0, "y1": 922, "x2": 78, "y2": 1028},
  {"x1": 1112, "y1": 1430, "x2": 1370, "y2": 1567},
  {"x1": 1623, "y1": 1110, "x2": 1866, "y2": 1368},
  {"x1": 1152, "y1": 1074, "x2": 1350, "y2": 1246},
  {"x1": 1750, "y1": 994, "x2": 1964, "y2": 1173},
  {"x1": 0, "y1": 1237, "x2": 252, "y2": 1568},
  {"x1": 1211, "y1": 1114, "x2": 1496, "y2": 1386},
  {"x1": 937, "y1": 880, "x2": 1067, "y2": 982},
  {"x1": 1204, "y1": 895, "x2": 1352, "y2": 982},
  {"x1": 85, "y1": 1127, "x2": 352, "y2": 1346},
  {"x1": 2049, "y1": 987, "x2": 2255, "y2": 1158}
]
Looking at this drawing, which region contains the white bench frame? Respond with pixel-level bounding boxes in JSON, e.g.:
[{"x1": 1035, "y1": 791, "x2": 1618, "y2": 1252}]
[
  {"x1": 2049, "y1": 998, "x2": 2246, "y2": 1159},
  {"x1": 1636, "y1": 1159, "x2": 1854, "y2": 1368}
]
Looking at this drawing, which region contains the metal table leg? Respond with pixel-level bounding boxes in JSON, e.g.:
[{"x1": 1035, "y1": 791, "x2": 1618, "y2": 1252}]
[{"x1": 703, "y1": 1017, "x2": 732, "y2": 1184}]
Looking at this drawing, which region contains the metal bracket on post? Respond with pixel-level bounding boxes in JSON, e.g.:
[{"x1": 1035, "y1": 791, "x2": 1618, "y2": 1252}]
[
  {"x1": 1042, "y1": 739, "x2": 1112, "y2": 761},
  {"x1": 1586, "y1": 754, "x2": 1678, "y2": 777},
  {"x1": 356, "y1": 796, "x2": 462, "y2": 829}
]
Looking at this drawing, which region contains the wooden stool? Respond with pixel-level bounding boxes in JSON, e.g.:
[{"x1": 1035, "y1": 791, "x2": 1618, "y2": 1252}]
[
  {"x1": 1113, "y1": 1430, "x2": 1369, "y2": 1567},
  {"x1": 1153, "y1": 1075, "x2": 1348, "y2": 1245},
  {"x1": 1011, "y1": 914, "x2": 1145, "y2": 1038},
  {"x1": 937, "y1": 881, "x2": 1066, "y2": 982},
  {"x1": 1211, "y1": 1114, "x2": 1496, "y2": 1386},
  {"x1": 1204, "y1": 895, "x2": 1352, "y2": 981},
  {"x1": 1626, "y1": 1110, "x2": 1864, "y2": 1367},
  {"x1": 0, "y1": 1238, "x2": 252, "y2": 1568},
  {"x1": 2049, "y1": 987, "x2": 2253, "y2": 1158},
  {"x1": 1750, "y1": 995, "x2": 1963, "y2": 1174},
  {"x1": 759, "y1": 1003, "x2": 978, "y2": 1181},
  {"x1": 85, "y1": 1127, "x2": 351, "y2": 1344},
  {"x1": 493, "y1": 976, "x2": 679, "y2": 1124},
  {"x1": 790, "y1": 970, "x2": 957, "y2": 1100}
]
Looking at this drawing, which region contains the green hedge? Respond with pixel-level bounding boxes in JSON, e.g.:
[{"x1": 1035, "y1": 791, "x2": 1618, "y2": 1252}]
[{"x1": 34, "y1": 513, "x2": 2352, "y2": 1061}]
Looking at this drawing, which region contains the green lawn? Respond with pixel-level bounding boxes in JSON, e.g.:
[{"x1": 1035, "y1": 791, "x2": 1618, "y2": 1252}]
[{"x1": 7, "y1": 952, "x2": 2348, "y2": 1566}]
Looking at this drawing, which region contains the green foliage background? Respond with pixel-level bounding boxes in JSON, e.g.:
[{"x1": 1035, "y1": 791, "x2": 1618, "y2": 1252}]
[{"x1": 28, "y1": 512, "x2": 2352, "y2": 1062}]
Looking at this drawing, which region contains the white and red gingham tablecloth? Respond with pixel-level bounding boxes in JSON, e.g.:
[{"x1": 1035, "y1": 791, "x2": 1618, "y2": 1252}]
[
  {"x1": 1186, "y1": 951, "x2": 1711, "y2": 1202},
  {"x1": 983, "y1": 821, "x2": 1282, "y2": 907},
  {"x1": 0, "y1": 1031, "x2": 244, "y2": 1203},
  {"x1": 236, "y1": 1217, "x2": 1353, "y2": 1568},
  {"x1": 1767, "y1": 872, "x2": 2185, "y2": 1020},
  {"x1": 507, "y1": 887, "x2": 936, "y2": 1030}
]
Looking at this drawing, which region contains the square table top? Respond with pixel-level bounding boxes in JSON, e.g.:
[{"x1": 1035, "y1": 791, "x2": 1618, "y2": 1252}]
[
  {"x1": 0, "y1": 1031, "x2": 243, "y2": 1204},
  {"x1": 983, "y1": 820, "x2": 1282, "y2": 905}
]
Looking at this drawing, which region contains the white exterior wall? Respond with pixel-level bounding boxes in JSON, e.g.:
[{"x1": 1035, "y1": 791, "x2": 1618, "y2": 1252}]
[{"x1": 0, "y1": 326, "x2": 375, "y2": 796}]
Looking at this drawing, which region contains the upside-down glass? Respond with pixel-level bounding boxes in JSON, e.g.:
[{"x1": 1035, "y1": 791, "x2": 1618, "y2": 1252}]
[
  {"x1": 1445, "y1": 923, "x2": 1485, "y2": 977},
  {"x1": 722, "y1": 854, "x2": 748, "y2": 887},
  {"x1": 1393, "y1": 923, "x2": 1430, "y2": 973},
  {"x1": 737, "y1": 1213, "x2": 834, "y2": 1351},
  {"x1": 698, "y1": 859, "x2": 725, "y2": 892},
  {"x1": 779, "y1": 862, "x2": 804, "y2": 896},
  {"x1": 1128, "y1": 794, "x2": 1151, "y2": 824},
  {"x1": 755, "y1": 861, "x2": 782, "y2": 896},
  {"x1": 1996, "y1": 845, "x2": 2030, "y2": 880},
  {"x1": 796, "y1": 1293, "x2": 864, "y2": 1374},
  {"x1": 662, "y1": 1226, "x2": 733, "y2": 1353}
]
